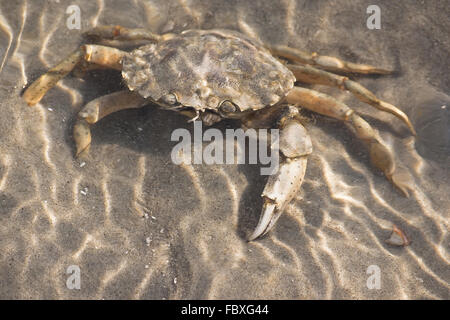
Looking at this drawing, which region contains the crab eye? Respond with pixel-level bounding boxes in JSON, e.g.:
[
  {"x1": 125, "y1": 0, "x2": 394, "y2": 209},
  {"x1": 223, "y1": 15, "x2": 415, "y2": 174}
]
[
  {"x1": 161, "y1": 93, "x2": 178, "y2": 105},
  {"x1": 219, "y1": 101, "x2": 237, "y2": 113}
]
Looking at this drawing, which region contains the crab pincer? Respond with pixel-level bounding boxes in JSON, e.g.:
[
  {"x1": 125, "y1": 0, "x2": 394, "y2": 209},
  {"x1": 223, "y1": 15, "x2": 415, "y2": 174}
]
[{"x1": 249, "y1": 108, "x2": 313, "y2": 240}]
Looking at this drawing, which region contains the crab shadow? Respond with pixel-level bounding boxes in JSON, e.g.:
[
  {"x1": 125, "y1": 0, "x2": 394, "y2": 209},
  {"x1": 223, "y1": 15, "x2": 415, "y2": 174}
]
[
  {"x1": 88, "y1": 105, "x2": 266, "y2": 240},
  {"x1": 70, "y1": 69, "x2": 264, "y2": 240}
]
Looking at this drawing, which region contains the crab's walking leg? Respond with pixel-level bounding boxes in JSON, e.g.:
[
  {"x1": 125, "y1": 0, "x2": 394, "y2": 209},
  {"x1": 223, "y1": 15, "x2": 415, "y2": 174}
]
[
  {"x1": 23, "y1": 45, "x2": 126, "y2": 106},
  {"x1": 249, "y1": 106, "x2": 312, "y2": 241},
  {"x1": 286, "y1": 87, "x2": 413, "y2": 197},
  {"x1": 74, "y1": 90, "x2": 147, "y2": 157},
  {"x1": 288, "y1": 64, "x2": 416, "y2": 135},
  {"x1": 270, "y1": 45, "x2": 392, "y2": 75},
  {"x1": 23, "y1": 50, "x2": 83, "y2": 106},
  {"x1": 84, "y1": 25, "x2": 163, "y2": 43},
  {"x1": 84, "y1": 25, "x2": 177, "y2": 48}
]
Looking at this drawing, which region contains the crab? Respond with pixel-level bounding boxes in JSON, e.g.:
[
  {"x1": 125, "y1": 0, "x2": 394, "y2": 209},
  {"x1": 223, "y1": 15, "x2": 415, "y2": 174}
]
[{"x1": 23, "y1": 26, "x2": 416, "y2": 240}]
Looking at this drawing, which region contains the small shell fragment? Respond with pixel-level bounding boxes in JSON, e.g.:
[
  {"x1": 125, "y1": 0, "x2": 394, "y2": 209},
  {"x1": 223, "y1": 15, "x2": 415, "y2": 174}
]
[{"x1": 386, "y1": 225, "x2": 411, "y2": 246}]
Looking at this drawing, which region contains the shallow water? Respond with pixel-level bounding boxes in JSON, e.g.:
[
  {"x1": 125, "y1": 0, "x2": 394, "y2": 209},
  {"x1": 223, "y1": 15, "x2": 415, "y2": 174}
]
[{"x1": 0, "y1": 0, "x2": 449, "y2": 299}]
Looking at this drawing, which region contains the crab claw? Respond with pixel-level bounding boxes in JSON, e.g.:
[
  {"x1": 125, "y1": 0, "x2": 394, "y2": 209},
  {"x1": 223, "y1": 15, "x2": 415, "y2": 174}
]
[
  {"x1": 249, "y1": 117, "x2": 312, "y2": 241},
  {"x1": 249, "y1": 202, "x2": 278, "y2": 241},
  {"x1": 249, "y1": 157, "x2": 308, "y2": 240}
]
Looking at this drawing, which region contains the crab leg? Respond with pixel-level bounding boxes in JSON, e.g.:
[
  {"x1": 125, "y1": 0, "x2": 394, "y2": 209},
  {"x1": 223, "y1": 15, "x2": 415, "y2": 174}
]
[
  {"x1": 287, "y1": 64, "x2": 416, "y2": 135},
  {"x1": 270, "y1": 45, "x2": 392, "y2": 75},
  {"x1": 23, "y1": 50, "x2": 83, "y2": 106},
  {"x1": 84, "y1": 25, "x2": 162, "y2": 42},
  {"x1": 74, "y1": 90, "x2": 147, "y2": 157},
  {"x1": 83, "y1": 25, "x2": 179, "y2": 48},
  {"x1": 249, "y1": 106, "x2": 312, "y2": 240},
  {"x1": 286, "y1": 87, "x2": 414, "y2": 197},
  {"x1": 23, "y1": 45, "x2": 127, "y2": 106}
]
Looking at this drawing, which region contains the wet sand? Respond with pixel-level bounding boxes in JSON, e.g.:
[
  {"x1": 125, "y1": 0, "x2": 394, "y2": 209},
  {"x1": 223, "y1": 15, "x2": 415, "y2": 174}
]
[{"x1": 0, "y1": 0, "x2": 449, "y2": 299}]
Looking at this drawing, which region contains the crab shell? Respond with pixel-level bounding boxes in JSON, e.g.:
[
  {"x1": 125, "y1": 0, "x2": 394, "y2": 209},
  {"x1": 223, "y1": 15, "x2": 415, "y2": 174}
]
[{"x1": 121, "y1": 29, "x2": 296, "y2": 112}]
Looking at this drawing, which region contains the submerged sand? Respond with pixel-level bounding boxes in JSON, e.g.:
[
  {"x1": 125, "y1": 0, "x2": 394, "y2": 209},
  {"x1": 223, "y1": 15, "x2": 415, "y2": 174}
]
[{"x1": 0, "y1": 0, "x2": 448, "y2": 299}]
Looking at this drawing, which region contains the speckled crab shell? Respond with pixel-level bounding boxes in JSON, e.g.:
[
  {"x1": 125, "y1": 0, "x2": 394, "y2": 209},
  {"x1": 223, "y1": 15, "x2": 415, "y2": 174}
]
[{"x1": 121, "y1": 29, "x2": 295, "y2": 112}]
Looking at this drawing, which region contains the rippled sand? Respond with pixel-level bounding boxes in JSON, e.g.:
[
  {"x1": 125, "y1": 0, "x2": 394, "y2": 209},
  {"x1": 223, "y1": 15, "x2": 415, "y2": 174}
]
[{"x1": 0, "y1": 0, "x2": 449, "y2": 299}]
